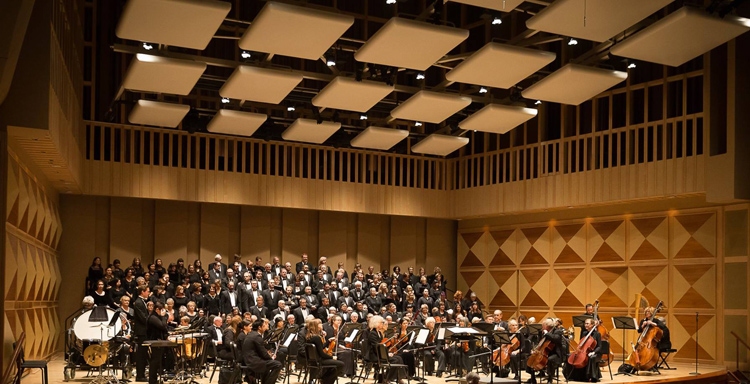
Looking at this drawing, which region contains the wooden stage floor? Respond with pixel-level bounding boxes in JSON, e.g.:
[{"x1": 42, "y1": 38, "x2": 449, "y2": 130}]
[{"x1": 29, "y1": 354, "x2": 728, "y2": 384}]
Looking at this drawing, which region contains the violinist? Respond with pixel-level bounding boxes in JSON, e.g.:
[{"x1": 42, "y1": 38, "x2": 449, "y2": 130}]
[
  {"x1": 393, "y1": 318, "x2": 417, "y2": 378},
  {"x1": 367, "y1": 315, "x2": 406, "y2": 384},
  {"x1": 423, "y1": 317, "x2": 448, "y2": 377},
  {"x1": 323, "y1": 315, "x2": 355, "y2": 377},
  {"x1": 306, "y1": 318, "x2": 345, "y2": 384},
  {"x1": 566, "y1": 318, "x2": 602, "y2": 383}
]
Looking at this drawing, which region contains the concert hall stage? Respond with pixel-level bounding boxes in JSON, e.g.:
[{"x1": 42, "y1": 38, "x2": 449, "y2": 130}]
[{"x1": 30, "y1": 354, "x2": 728, "y2": 384}]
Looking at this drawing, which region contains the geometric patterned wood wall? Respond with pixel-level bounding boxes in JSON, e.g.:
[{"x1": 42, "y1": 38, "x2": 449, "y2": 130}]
[
  {"x1": 458, "y1": 208, "x2": 720, "y2": 363},
  {"x1": 5, "y1": 152, "x2": 63, "y2": 360}
]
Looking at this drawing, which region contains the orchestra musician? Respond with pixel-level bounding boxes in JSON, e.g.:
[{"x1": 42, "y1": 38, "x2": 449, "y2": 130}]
[
  {"x1": 448, "y1": 316, "x2": 475, "y2": 376},
  {"x1": 393, "y1": 318, "x2": 417, "y2": 378},
  {"x1": 367, "y1": 315, "x2": 406, "y2": 384},
  {"x1": 638, "y1": 307, "x2": 672, "y2": 350},
  {"x1": 243, "y1": 319, "x2": 282, "y2": 384},
  {"x1": 306, "y1": 318, "x2": 345, "y2": 384},
  {"x1": 322, "y1": 314, "x2": 355, "y2": 377},
  {"x1": 503, "y1": 319, "x2": 525, "y2": 380},
  {"x1": 527, "y1": 318, "x2": 565, "y2": 384},
  {"x1": 423, "y1": 317, "x2": 448, "y2": 377},
  {"x1": 133, "y1": 286, "x2": 150, "y2": 382},
  {"x1": 580, "y1": 304, "x2": 600, "y2": 338},
  {"x1": 566, "y1": 318, "x2": 602, "y2": 383},
  {"x1": 146, "y1": 302, "x2": 169, "y2": 384}
]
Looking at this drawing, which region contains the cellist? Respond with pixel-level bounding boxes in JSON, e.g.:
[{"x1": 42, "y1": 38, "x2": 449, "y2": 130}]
[
  {"x1": 501, "y1": 319, "x2": 525, "y2": 380},
  {"x1": 526, "y1": 318, "x2": 565, "y2": 384},
  {"x1": 566, "y1": 318, "x2": 602, "y2": 383},
  {"x1": 423, "y1": 317, "x2": 448, "y2": 377}
]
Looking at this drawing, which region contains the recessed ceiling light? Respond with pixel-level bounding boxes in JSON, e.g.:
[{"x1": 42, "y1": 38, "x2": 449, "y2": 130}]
[
  {"x1": 287, "y1": 106, "x2": 296, "y2": 112},
  {"x1": 386, "y1": 0, "x2": 397, "y2": 4},
  {"x1": 568, "y1": 38, "x2": 578, "y2": 46},
  {"x1": 628, "y1": 63, "x2": 637, "y2": 69},
  {"x1": 142, "y1": 42, "x2": 154, "y2": 50},
  {"x1": 326, "y1": 59, "x2": 336, "y2": 67},
  {"x1": 479, "y1": 87, "x2": 488, "y2": 94},
  {"x1": 360, "y1": 114, "x2": 368, "y2": 120},
  {"x1": 415, "y1": 121, "x2": 423, "y2": 127},
  {"x1": 221, "y1": 97, "x2": 230, "y2": 104},
  {"x1": 535, "y1": 100, "x2": 542, "y2": 105},
  {"x1": 492, "y1": 17, "x2": 503, "y2": 25},
  {"x1": 241, "y1": 51, "x2": 252, "y2": 59},
  {"x1": 416, "y1": 73, "x2": 425, "y2": 80}
]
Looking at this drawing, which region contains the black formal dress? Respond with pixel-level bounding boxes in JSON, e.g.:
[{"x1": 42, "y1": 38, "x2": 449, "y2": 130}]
[
  {"x1": 366, "y1": 329, "x2": 405, "y2": 382},
  {"x1": 308, "y1": 334, "x2": 345, "y2": 384}
]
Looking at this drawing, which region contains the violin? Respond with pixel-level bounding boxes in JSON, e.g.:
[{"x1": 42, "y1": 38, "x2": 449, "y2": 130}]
[
  {"x1": 627, "y1": 301, "x2": 664, "y2": 371},
  {"x1": 390, "y1": 331, "x2": 410, "y2": 354},
  {"x1": 567, "y1": 323, "x2": 597, "y2": 368},
  {"x1": 324, "y1": 339, "x2": 337, "y2": 355}
]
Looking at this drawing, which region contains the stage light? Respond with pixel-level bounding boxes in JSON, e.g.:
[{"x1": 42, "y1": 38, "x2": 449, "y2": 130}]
[
  {"x1": 386, "y1": 0, "x2": 397, "y2": 4},
  {"x1": 287, "y1": 106, "x2": 295, "y2": 112},
  {"x1": 326, "y1": 59, "x2": 336, "y2": 67},
  {"x1": 492, "y1": 17, "x2": 503, "y2": 25},
  {"x1": 142, "y1": 43, "x2": 154, "y2": 50},
  {"x1": 568, "y1": 38, "x2": 578, "y2": 46},
  {"x1": 241, "y1": 51, "x2": 252, "y2": 59},
  {"x1": 360, "y1": 114, "x2": 368, "y2": 120},
  {"x1": 416, "y1": 73, "x2": 425, "y2": 80},
  {"x1": 628, "y1": 62, "x2": 636, "y2": 69},
  {"x1": 221, "y1": 97, "x2": 230, "y2": 104},
  {"x1": 479, "y1": 87, "x2": 488, "y2": 94},
  {"x1": 535, "y1": 100, "x2": 542, "y2": 105},
  {"x1": 415, "y1": 122, "x2": 423, "y2": 127}
]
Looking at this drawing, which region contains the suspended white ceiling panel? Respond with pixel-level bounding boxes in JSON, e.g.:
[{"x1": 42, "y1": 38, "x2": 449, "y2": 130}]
[
  {"x1": 281, "y1": 119, "x2": 341, "y2": 144},
  {"x1": 459, "y1": 104, "x2": 538, "y2": 134},
  {"x1": 390, "y1": 91, "x2": 472, "y2": 123},
  {"x1": 446, "y1": 0, "x2": 525, "y2": 12},
  {"x1": 354, "y1": 18, "x2": 469, "y2": 71},
  {"x1": 220, "y1": 66, "x2": 303, "y2": 104},
  {"x1": 239, "y1": 2, "x2": 354, "y2": 60},
  {"x1": 445, "y1": 43, "x2": 555, "y2": 89},
  {"x1": 526, "y1": 0, "x2": 673, "y2": 42},
  {"x1": 116, "y1": 0, "x2": 231, "y2": 50},
  {"x1": 350, "y1": 126, "x2": 409, "y2": 151},
  {"x1": 312, "y1": 77, "x2": 394, "y2": 112},
  {"x1": 207, "y1": 110, "x2": 267, "y2": 137},
  {"x1": 123, "y1": 54, "x2": 206, "y2": 95},
  {"x1": 522, "y1": 64, "x2": 627, "y2": 105},
  {"x1": 128, "y1": 100, "x2": 190, "y2": 128},
  {"x1": 411, "y1": 134, "x2": 469, "y2": 156},
  {"x1": 610, "y1": 7, "x2": 750, "y2": 67}
]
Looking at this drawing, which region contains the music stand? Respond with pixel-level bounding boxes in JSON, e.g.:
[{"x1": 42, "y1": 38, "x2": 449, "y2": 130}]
[
  {"x1": 410, "y1": 328, "x2": 432, "y2": 384},
  {"x1": 526, "y1": 324, "x2": 543, "y2": 339},
  {"x1": 612, "y1": 316, "x2": 637, "y2": 377}
]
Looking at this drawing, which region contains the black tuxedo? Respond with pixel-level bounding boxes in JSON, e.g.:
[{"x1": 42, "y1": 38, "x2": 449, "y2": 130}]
[
  {"x1": 250, "y1": 305, "x2": 269, "y2": 320},
  {"x1": 220, "y1": 290, "x2": 240, "y2": 314},
  {"x1": 208, "y1": 269, "x2": 224, "y2": 284},
  {"x1": 296, "y1": 262, "x2": 313, "y2": 274},
  {"x1": 243, "y1": 332, "x2": 282, "y2": 384},
  {"x1": 263, "y1": 289, "x2": 280, "y2": 311},
  {"x1": 351, "y1": 289, "x2": 366, "y2": 303},
  {"x1": 337, "y1": 295, "x2": 355, "y2": 309},
  {"x1": 241, "y1": 288, "x2": 262, "y2": 312},
  {"x1": 293, "y1": 306, "x2": 312, "y2": 325},
  {"x1": 271, "y1": 307, "x2": 290, "y2": 321},
  {"x1": 316, "y1": 306, "x2": 330, "y2": 321}
]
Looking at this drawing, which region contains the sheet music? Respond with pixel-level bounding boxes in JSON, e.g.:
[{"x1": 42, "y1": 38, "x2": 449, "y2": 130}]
[
  {"x1": 283, "y1": 333, "x2": 296, "y2": 347},
  {"x1": 345, "y1": 329, "x2": 359, "y2": 343},
  {"x1": 446, "y1": 327, "x2": 480, "y2": 334},
  {"x1": 415, "y1": 328, "x2": 430, "y2": 345},
  {"x1": 437, "y1": 328, "x2": 446, "y2": 341}
]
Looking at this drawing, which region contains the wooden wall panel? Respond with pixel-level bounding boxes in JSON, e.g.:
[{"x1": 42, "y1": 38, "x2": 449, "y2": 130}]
[
  {"x1": 390, "y1": 216, "x2": 420, "y2": 272},
  {"x1": 458, "y1": 205, "x2": 745, "y2": 367},
  {"x1": 241, "y1": 206, "x2": 272, "y2": 263},
  {"x1": 319, "y1": 211, "x2": 348, "y2": 270},
  {"x1": 109, "y1": 197, "x2": 142, "y2": 264},
  {"x1": 357, "y1": 214, "x2": 390, "y2": 274},
  {"x1": 154, "y1": 200, "x2": 188, "y2": 265},
  {"x1": 282, "y1": 209, "x2": 318, "y2": 265},
  {"x1": 200, "y1": 203, "x2": 240, "y2": 263}
]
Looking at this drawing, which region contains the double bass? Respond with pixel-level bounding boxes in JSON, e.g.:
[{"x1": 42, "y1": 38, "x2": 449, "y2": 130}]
[
  {"x1": 526, "y1": 319, "x2": 560, "y2": 371},
  {"x1": 627, "y1": 301, "x2": 664, "y2": 371},
  {"x1": 567, "y1": 322, "x2": 597, "y2": 368}
]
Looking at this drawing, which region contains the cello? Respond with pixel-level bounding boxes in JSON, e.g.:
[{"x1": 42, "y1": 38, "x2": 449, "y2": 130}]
[
  {"x1": 567, "y1": 321, "x2": 597, "y2": 368},
  {"x1": 498, "y1": 335, "x2": 521, "y2": 367},
  {"x1": 627, "y1": 301, "x2": 664, "y2": 371},
  {"x1": 526, "y1": 319, "x2": 560, "y2": 371},
  {"x1": 591, "y1": 300, "x2": 612, "y2": 367}
]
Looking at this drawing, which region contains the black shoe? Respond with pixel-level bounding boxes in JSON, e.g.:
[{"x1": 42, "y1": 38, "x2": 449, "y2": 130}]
[
  {"x1": 437, "y1": 372, "x2": 443, "y2": 378},
  {"x1": 135, "y1": 378, "x2": 147, "y2": 383}
]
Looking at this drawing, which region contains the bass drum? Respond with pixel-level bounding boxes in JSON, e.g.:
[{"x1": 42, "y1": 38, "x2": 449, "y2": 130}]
[{"x1": 73, "y1": 307, "x2": 122, "y2": 342}]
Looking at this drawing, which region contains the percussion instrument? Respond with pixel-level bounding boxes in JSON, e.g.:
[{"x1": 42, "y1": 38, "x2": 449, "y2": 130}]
[
  {"x1": 83, "y1": 344, "x2": 108, "y2": 367},
  {"x1": 168, "y1": 333, "x2": 207, "y2": 360},
  {"x1": 73, "y1": 307, "x2": 122, "y2": 341}
]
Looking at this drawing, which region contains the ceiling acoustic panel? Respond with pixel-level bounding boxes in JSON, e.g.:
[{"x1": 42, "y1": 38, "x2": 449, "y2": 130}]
[
  {"x1": 207, "y1": 110, "x2": 267, "y2": 137},
  {"x1": 390, "y1": 91, "x2": 472, "y2": 123},
  {"x1": 446, "y1": 43, "x2": 556, "y2": 89},
  {"x1": 459, "y1": 104, "x2": 538, "y2": 134},
  {"x1": 522, "y1": 64, "x2": 627, "y2": 105},
  {"x1": 610, "y1": 7, "x2": 750, "y2": 67},
  {"x1": 220, "y1": 66, "x2": 303, "y2": 104},
  {"x1": 447, "y1": 0, "x2": 525, "y2": 12},
  {"x1": 526, "y1": 0, "x2": 673, "y2": 42},
  {"x1": 128, "y1": 100, "x2": 190, "y2": 128},
  {"x1": 312, "y1": 77, "x2": 394, "y2": 112},
  {"x1": 354, "y1": 18, "x2": 469, "y2": 71},
  {"x1": 239, "y1": 2, "x2": 354, "y2": 60},
  {"x1": 123, "y1": 54, "x2": 206, "y2": 95},
  {"x1": 350, "y1": 126, "x2": 409, "y2": 151},
  {"x1": 281, "y1": 119, "x2": 341, "y2": 144},
  {"x1": 411, "y1": 134, "x2": 469, "y2": 156},
  {"x1": 116, "y1": 0, "x2": 231, "y2": 50}
]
